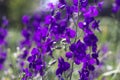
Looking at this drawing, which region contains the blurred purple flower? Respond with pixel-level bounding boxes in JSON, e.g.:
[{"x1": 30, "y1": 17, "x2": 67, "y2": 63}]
[
  {"x1": 101, "y1": 44, "x2": 109, "y2": 54},
  {"x1": 0, "y1": 28, "x2": 7, "y2": 45},
  {"x1": 22, "y1": 15, "x2": 30, "y2": 25},
  {"x1": 0, "y1": 52, "x2": 7, "y2": 70}
]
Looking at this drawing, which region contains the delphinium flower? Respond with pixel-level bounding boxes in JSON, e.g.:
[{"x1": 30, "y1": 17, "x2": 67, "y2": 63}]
[
  {"x1": 20, "y1": 0, "x2": 103, "y2": 80},
  {"x1": 56, "y1": 0, "x2": 102, "y2": 80},
  {"x1": 19, "y1": 12, "x2": 49, "y2": 71},
  {"x1": 0, "y1": 27, "x2": 7, "y2": 45},
  {"x1": 0, "y1": 52, "x2": 7, "y2": 70},
  {"x1": 0, "y1": 17, "x2": 8, "y2": 70},
  {"x1": 17, "y1": 15, "x2": 31, "y2": 72},
  {"x1": 56, "y1": 57, "x2": 70, "y2": 79},
  {"x1": 88, "y1": 46, "x2": 109, "y2": 80},
  {"x1": 0, "y1": 27, "x2": 7, "y2": 70},
  {"x1": 112, "y1": 0, "x2": 120, "y2": 13},
  {"x1": 20, "y1": 12, "x2": 53, "y2": 79}
]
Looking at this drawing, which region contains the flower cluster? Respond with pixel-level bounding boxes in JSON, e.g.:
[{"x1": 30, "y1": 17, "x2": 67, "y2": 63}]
[
  {"x1": 0, "y1": 17, "x2": 8, "y2": 70},
  {"x1": 20, "y1": 0, "x2": 103, "y2": 80}
]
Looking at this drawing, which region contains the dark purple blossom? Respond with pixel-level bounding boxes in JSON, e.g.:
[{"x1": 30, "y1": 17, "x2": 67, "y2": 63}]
[
  {"x1": 59, "y1": 0, "x2": 66, "y2": 5},
  {"x1": 98, "y1": 1, "x2": 104, "y2": 10},
  {"x1": 66, "y1": 28, "x2": 76, "y2": 38},
  {"x1": 83, "y1": 6, "x2": 99, "y2": 18},
  {"x1": 2, "y1": 16, "x2": 9, "y2": 27},
  {"x1": 0, "y1": 17, "x2": 8, "y2": 70},
  {"x1": 56, "y1": 57, "x2": 70, "y2": 75},
  {"x1": 0, "y1": 52, "x2": 7, "y2": 70},
  {"x1": 22, "y1": 29, "x2": 31, "y2": 39},
  {"x1": 112, "y1": 0, "x2": 120, "y2": 13},
  {"x1": 78, "y1": 54, "x2": 96, "y2": 80},
  {"x1": 115, "y1": 0, "x2": 120, "y2": 6},
  {"x1": 92, "y1": 20, "x2": 100, "y2": 31},
  {"x1": 80, "y1": 0, "x2": 88, "y2": 8},
  {"x1": 21, "y1": 50, "x2": 29, "y2": 59},
  {"x1": 73, "y1": 0, "x2": 78, "y2": 6},
  {"x1": 66, "y1": 51, "x2": 73, "y2": 58},
  {"x1": 69, "y1": 40, "x2": 87, "y2": 65},
  {"x1": 31, "y1": 48, "x2": 40, "y2": 56},
  {"x1": 84, "y1": 33, "x2": 98, "y2": 46},
  {"x1": 22, "y1": 15, "x2": 30, "y2": 25},
  {"x1": 24, "y1": 47, "x2": 45, "y2": 78},
  {"x1": 0, "y1": 28, "x2": 7, "y2": 45}
]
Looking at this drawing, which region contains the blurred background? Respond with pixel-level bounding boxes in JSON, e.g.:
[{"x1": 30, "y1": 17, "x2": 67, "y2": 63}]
[{"x1": 0, "y1": 0, "x2": 120, "y2": 80}]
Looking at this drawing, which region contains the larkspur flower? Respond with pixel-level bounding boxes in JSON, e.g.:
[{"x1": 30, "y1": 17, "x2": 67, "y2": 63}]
[
  {"x1": 56, "y1": 57, "x2": 70, "y2": 75},
  {"x1": 68, "y1": 40, "x2": 87, "y2": 65},
  {"x1": 20, "y1": 0, "x2": 102, "y2": 80},
  {"x1": 0, "y1": 27, "x2": 7, "y2": 45},
  {"x1": 22, "y1": 15, "x2": 30, "y2": 25},
  {"x1": 0, "y1": 52, "x2": 7, "y2": 70},
  {"x1": 112, "y1": 0, "x2": 120, "y2": 13},
  {"x1": 80, "y1": 0, "x2": 88, "y2": 8},
  {"x1": 0, "y1": 17, "x2": 8, "y2": 70},
  {"x1": 2, "y1": 16, "x2": 9, "y2": 27},
  {"x1": 115, "y1": 0, "x2": 120, "y2": 6}
]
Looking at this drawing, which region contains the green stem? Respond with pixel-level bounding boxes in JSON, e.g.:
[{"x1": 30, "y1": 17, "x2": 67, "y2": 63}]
[{"x1": 69, "y1": 61, "x2": 74, "y2": 80}]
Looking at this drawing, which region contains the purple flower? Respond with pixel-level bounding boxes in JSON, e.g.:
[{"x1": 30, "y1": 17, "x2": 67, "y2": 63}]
[
  {"x1": 22, "y1": 68, "x2": 32, "y2": 80},
  {"x1": 22, "y1": 29, "x2": 31, "y2": 39},
  {"x1": 80, "y1": 0, "x2": 88, "y2": 8},
  {"x1": 69, "y1": 43, "x2": 77, "y2": 52},
  {"x1": 79, "y1": 69, "x2": 89, "y2": 80},
  {"x1": 33, "y1": 27, "x2": 48, "y2": 43},
  {"x1": 73, "y1": 0, "x2": 78, "y2": 6},
  {"x1": 34, "y1": 59, "x2": 45, "y2": 76},
  {"x1": 55, "y1": 12, "x2": 61, "y2": 20},
  {"x1": 45, "y1": 15, "x2": 52, "y2": 24},
  {"x1": 92, "y1": 20, "x2": 100, "y2": 31},
  {"x1": 79, "y1": 54, "x2": 97, "y2": 80},
  {"x1": 83, "y1": 6, "x2": 99, "y2": 18},
  {"x1": 66, "y1": 28, "x2": 76, "y2": 38},
  {"x1": 48, "y1": 3, "x2": 55, "y2": 9},
  {"x1": 92, "y1": 51, "x2": 100, "y2": 65},
  {"x1": 20, "y1": 0, "x2": 101, "y2": 79},
  {"x1": 31, "y1": 48, "x2": 40, "y2": 56},
  {"x1": 84, "y1": 33, "x2": 98, "y2": 52},
  {"x1": 69, "y1": 40, "x2": 87, "y2": 65},
  {"x1": 98, "y1": 1, "x2": 104, "y2": 10},
  {"x1": 2, "y1": 16, "x2": 9, "y2": 27},
  {"x1": 101, "y1": 44, "x2": 109, "y2": 54},
  {"x1": 116, "y1": 0, "x2": 120, "y2": 6},
  {"x1": 0, "y1": 28, "x2": 7, "y2": 44},
  {"x1": 0, "y1": 52, "x2": 7, "y2": 70},
  {"x1": 56, "y1": 57, "x2": 70, "y2": 75},
  {"x1": 84, "y1": 33, "x2": 98, "y2": 46},
  {"x1": 66, "y1": 51, "x2": 73, "y2": 58},
  {"x1": 112, "y1": 0, "x2": 120, "y2": 13},
  {"x1": 112, "y1": 3, "x2": 119, "y2": 13},
  {"x1": 0, "y1": 17, "x2": 8, "y2": 70},
  {"x1": 27, "y1": 55, "x2": 36, "y2": 63},
  {"x1": 20, "y1": 40, "x2": 31, "y2": 48},
  {"x1": 21, "y1": 50, "x2": 29, "y2": 59},
  {"x1": 66, "y1": 6, "x2": 73, "y2": 16},
  {"x1": 27, "y1": 52, "x2": 45, "y2": 76},
  {"x1": 59, "y1": 0, "x2": 66, "y2": 5},
  {"x1": 75, "y1": 40, "x2": 87, "y2": 53},
  {"x1": 22, "y1": 15, "x2": 30, "y2": 25}
]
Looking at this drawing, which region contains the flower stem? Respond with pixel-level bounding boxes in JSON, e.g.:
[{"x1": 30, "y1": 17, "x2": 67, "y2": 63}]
[{"x1": 69, "y1": 61, "x2": 74, "y2": 80}]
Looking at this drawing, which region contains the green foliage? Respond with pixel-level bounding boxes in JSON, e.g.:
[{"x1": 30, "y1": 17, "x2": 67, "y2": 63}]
[{"x1": 7, "y1": 0, "x2": 39, "y2": 28}]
